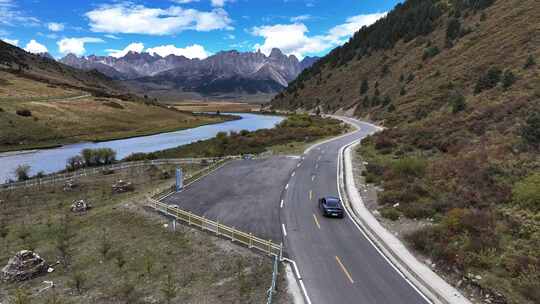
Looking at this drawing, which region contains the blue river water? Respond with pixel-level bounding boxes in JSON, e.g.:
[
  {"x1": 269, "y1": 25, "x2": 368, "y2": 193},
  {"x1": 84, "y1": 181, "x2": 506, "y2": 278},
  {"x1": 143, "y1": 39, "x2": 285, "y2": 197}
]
[{"x1": 0, "y1": 113, "x2": 284, "y2": 182}]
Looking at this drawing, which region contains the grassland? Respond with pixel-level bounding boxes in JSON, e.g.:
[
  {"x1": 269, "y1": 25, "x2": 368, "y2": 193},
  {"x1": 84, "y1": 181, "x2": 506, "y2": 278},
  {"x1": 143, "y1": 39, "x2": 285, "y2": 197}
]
[
  {"x1": 172, "y1": 101, "x2": 261, "y2": 113},
  {"x1": 0, "y1": 71, "x2": 234, "y2": 152},
  {"x1": 0, "y1": 163, "x2": 289, "y2": 303}
]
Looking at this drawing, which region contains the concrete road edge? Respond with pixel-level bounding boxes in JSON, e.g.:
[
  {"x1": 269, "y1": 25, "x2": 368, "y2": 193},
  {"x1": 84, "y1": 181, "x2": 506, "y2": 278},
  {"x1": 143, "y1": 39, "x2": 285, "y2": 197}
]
[{"x1": 339, "y1": 134, "x2": 472, "y2": 304}]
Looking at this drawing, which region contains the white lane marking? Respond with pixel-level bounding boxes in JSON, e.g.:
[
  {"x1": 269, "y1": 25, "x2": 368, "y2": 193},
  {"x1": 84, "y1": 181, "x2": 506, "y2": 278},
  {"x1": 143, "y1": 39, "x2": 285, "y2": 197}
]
[
  {"x1": 291, "y1": 171, "x2": 296, "y2": 177},
  {"x1": 283, "y1": 258, "x2": 313, "y2": 304},
  {"x1": 312, "y1": 175, "x2": 315, "y2": 181},
  {"x1": 282, "y1": 224, "x2": 287, "y2": 237},
  {"x1": 281, "y1": 199, "x2": 284, "y2": 208},
  {"x1": 317, "y1": 156, "x2": 321, "y2": 161},
  {"x1": 315, "y1": 163, "x2": 319, "y2": 169},
  {"x1": 309, "y1": 190, "x2": 313, "y2": 201},
  {"x1": 297, "y1": 162, "x2": 302, "y2": 168},
  {"x1": 285, "y1": 183, "x2": 289, "y2": 190},
  {"x1": 336, "y1": 138, "x2": 432, "y2": 304}
]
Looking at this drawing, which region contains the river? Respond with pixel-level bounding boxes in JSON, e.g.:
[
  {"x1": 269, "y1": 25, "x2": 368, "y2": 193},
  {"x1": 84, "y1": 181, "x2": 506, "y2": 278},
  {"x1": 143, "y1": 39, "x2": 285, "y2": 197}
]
[{"x1": 0, "y1": 113, "x2": 284, "y2": 182}]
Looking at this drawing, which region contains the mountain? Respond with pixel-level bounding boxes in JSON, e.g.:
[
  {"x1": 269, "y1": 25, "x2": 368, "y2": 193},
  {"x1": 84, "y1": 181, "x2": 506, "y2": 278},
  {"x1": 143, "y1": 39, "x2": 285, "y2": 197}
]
[
  {"x1": 60, "y1": 49, "x2": 319, "y2": 98},
  {"x1": 271, "y1": 0, "x2": 539, "y2": 303},
  {"x1": 0, "y1": 40, "x2": 127, "y2": 96}
]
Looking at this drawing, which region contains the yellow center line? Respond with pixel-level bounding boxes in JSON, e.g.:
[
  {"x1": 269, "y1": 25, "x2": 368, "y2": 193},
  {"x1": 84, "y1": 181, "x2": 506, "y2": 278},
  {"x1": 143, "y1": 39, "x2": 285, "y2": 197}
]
[
  {"x1": 335, "y1": 256, "x2": 354, "y2": 284},
  {"x1": 312, "y1": 213, "x2": 321, "y2": 229}
]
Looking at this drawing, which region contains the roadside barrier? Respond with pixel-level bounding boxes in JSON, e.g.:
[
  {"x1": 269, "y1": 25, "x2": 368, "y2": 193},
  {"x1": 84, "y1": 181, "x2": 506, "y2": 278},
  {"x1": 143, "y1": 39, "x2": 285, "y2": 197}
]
[
  {"x1": 148, "y1": 198, "x2": 283, "y2": 258},
  {"x1": 266, "y1": 255, "x2": 280, "y2": 304},
  {"x1": 0, "y1": 157, "x2": 239, "y2": 192}
]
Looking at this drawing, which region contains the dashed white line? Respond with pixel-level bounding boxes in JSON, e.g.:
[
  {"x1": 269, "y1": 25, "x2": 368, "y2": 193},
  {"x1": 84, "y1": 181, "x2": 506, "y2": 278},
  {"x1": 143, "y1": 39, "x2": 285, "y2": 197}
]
[
  {"x1": 297, "y1": 162, "x2": 302, "y2": 168},
  {"x1": 282, "y1": 224, "x2": 287, "y2": 237},
  {"x1": 291, "y1": 171, "x2": 296, "y2": 177},
  {"x1": 285, "y1": 183, "x2": 289, "y2": 190},
  {"x1": 280, "y1": 199, "x2": 284, "y2": 208},
  {"x1": 312, "y1": 175, "x2": 315, "y2": 181},
  {"x1": 315, "y1": 163, "x2": 319, "y2": 169}
]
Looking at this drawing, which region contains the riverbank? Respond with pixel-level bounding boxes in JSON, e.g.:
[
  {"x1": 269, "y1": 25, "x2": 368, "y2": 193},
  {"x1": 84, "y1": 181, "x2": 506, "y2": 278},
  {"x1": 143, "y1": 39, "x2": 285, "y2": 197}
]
[
  {"x1": 0, "y1": 96, "x2": 235, "y2": 153},
  {"x1": 124, "y1": 114, "x2": 348, "y2": 160}
]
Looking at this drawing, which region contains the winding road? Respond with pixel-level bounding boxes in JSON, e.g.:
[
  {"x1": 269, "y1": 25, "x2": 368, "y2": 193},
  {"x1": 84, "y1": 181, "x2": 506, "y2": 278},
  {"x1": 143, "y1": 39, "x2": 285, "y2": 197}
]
[{"x1": 280, "y1": 117, "x2": 430, "y2": 304}]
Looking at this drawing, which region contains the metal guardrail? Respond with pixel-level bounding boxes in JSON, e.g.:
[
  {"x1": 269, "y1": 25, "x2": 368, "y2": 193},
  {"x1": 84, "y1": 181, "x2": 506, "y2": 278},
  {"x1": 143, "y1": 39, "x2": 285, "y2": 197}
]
[
  {"x1": 148, "y1": 198, "x2": 283, "y2": 258},
  {"x1": 0, "y1": 157, "x2": 239, "y2": 192},
  {"x1": 267, "y1": 255, "x2": 279, "y2": 304}
]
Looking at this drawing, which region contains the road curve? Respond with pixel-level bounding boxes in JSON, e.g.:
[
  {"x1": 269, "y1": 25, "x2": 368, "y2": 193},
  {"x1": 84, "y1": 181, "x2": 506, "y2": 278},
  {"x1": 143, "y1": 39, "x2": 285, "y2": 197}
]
[{"x1": 281, "y1": 117, "x2": 430, "y2": 304}]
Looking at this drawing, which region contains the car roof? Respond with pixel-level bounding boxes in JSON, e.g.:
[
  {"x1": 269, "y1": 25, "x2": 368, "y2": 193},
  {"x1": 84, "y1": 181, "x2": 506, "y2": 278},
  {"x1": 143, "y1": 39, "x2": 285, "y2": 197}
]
[{"x1": 324, "y1": 196, "x2": 340, "y2": 202}]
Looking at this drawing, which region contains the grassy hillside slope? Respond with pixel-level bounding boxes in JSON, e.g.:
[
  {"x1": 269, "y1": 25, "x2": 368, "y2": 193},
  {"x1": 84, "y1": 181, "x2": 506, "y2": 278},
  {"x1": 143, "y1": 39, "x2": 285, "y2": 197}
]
[
  {"x1": 0, "y1": 43, "x2": 232, "y2": 152},
  {"x1": 271, "y1": 0, "x2": 540, "y2": 303}
]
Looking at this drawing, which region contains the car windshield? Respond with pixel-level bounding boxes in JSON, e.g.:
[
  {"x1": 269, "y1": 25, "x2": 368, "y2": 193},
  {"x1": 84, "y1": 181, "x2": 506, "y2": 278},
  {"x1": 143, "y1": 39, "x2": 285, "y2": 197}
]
[{"x1": 325, "y1": 199, "x2": 340, "y2": 207}]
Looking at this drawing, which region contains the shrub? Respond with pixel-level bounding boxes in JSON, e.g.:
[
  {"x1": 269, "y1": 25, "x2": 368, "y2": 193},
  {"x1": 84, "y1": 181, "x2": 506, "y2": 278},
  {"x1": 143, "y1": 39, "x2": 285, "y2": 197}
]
[
  {"x1": 521, "y1": 112, "x2": 540, "y2": 147},
  {"x1": 400, "y1": 86, "x2": 406, "y2": 96},
  {"x1": 502, "y1": 69, "x2": 516, "y2": 89},
  {"x1": 16, "y1": 109, "x2": 32, "y2": 117},
  {"x1": 80, "y1": 148, "x2": 117, "y2": 166},
  {"x1": 422, "y1": 46, "x2": 440, "y2": 60},
  {"x1": 14, "y1": 164, "x2": 31, "y2": 181},
  {"x1": 380, "y1": 207, "x2": 401, "y2": 221},
  {"x1": 449, "y1": 91, "x2": 466, "y2": 113},
  {"x1": 524, "y1": 54, "x2": 535, "y2": 69},
  {"x1": 446, "y1": 18, "x2": 461, "y2": 41},
  {"x1": 474, "y1": 67, "x2": 502, "y2": 94},
  {"x1": 392, "y1": 157, "x2": 427, "y2": 178},
  {"x1": 66, "y1": 155, "x2": 85, "y2": 171},
  {"x1": 401, "y1": 200, "x2": 436, "y2": 219},
  {"x1": 0, "y1": 107, "x2": 4, "y2": 112},
  {"x1": 360, "y1": 79, "x2": 369, "y2": 95},
  {"x1": 512, "y1": 173, "x2": 540, "y2": 211}
]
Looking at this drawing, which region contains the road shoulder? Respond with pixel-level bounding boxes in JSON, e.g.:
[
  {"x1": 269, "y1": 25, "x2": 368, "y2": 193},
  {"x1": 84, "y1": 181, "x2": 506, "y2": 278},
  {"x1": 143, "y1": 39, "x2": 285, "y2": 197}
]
[{"x1": 339, "y1": 135, "x2": 472, "y2": 304}]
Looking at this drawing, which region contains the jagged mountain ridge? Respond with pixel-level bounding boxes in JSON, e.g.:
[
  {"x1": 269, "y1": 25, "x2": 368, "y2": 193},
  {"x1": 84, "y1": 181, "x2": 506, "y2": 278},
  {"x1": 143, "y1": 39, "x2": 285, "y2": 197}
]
[{"x1": 60, "y1": 48, "x2": 319, "y2": 96}]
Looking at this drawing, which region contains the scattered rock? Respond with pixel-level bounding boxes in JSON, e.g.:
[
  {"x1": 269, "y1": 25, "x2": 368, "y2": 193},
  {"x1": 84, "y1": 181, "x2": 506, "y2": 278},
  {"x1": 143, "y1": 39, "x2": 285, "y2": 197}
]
[
  {"x1": 393, "y1": 203, "x2": 400, "y2": 208},
  {"x1": 71, "y1": 199, "x2": 92, "y2": 213},
  {"x1": 63, "y1": 180, "x2": 78, "y2": 192},
  {"x1": 112, "y1": 180, "x2": 134, "y2": 193},
  {"x1": 1, "y1": 250, "x2": 48, "y2": 282}
]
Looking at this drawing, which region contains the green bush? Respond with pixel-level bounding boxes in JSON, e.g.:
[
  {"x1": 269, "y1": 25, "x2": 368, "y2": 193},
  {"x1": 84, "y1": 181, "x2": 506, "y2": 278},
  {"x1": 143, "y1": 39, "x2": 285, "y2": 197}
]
[
  {"x1": 380, "y1": 207, "x2": 401, "y2": 221},
  {"x1": 16, "y1": 109, "x2": 32, "y2": 117},
  {"x1": 449, "y1": 91, "x2": 466, "y2": 113},
  {"x1": 512, "y1": 173, "x2": 540, "y2": 211},
  {"x1": 474, "y1": 67, "x2": 502, "y2": 94},
  {"x1": 422, "y1": 46, "x2": 440, "y2": 60},
  {"x1": 501, "y1": 69, "x2": 516, "y2": 89},
  {"x1": 392, "y1": 157, "x2": 427, "y2": 178},
  {"x1": 524, "y1": 54, "x2": 536, "y2": 69},
  {"x1": 360, "y1": 79, "x2": 369, "y2": 95},
  {"x1": 446, "y1": 18, "x2": 461, "y2": 41},
  {"x1": 80, "y1": 148, "x2": 117, "y2": 166},
  {"x1": 521, "y1": 112, "x2": 540, "y2": 147}
]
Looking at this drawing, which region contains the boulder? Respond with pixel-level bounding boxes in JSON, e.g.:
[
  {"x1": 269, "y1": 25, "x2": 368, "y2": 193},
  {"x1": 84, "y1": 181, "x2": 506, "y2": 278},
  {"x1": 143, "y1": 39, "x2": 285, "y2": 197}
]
[
  {"x1": 1, "y1": 250, "x2": 48, "y2": 282},
  {"x1": 112, "y1": 180, "x2": 134, "y2": 193},
  {"x1": 71, "y1": 199, "x2": 92, "y2": 213},
  {"x1": 63, "y1": 180, "x2": 78, "y2": 192}
]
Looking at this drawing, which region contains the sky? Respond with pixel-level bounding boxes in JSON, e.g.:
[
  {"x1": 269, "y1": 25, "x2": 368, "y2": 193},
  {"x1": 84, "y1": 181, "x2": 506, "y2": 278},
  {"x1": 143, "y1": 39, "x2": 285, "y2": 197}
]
[{"x1": 0, "y1": 0, "x2": 401, "y2": 60}]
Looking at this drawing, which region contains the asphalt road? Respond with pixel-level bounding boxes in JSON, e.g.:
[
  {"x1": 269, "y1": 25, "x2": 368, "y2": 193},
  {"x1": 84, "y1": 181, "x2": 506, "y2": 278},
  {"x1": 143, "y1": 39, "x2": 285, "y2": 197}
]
[
  {"x1": 281, "y1": 117, "x2": 430, "y2": 304},
  {"x1": 163, "y1": 156, "x2": 298, "y2": 242}
]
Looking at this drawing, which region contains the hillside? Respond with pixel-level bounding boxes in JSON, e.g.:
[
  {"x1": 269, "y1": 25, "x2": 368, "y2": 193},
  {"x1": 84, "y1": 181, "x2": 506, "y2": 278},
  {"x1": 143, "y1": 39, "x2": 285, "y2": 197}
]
[
  {"x1": 0, "y1": 41, "x2": 232, "y2": 152},
  {"x1": 271, "y1": 0, "x2": 540, "y2": 303}
]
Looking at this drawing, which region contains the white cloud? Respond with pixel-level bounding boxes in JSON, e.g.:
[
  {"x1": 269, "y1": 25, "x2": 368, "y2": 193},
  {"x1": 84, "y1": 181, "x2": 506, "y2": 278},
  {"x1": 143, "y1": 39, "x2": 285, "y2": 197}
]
[
  {"x1": 47, "y1": 22, "x2": 64, "y2": 32},
  {"x1": 24, "y1": 39, "x2": 48, "y2": 54},
  {"x1": 86, "y1": 3, "x2": 232, "y2": 35},
  {"x1": 147, "y1": 44, "x2": 209, "y2": 59},
  {"x1": 57, "y1": 37, "x2": 104, "y2": 56},
  {"x1": 104, "y1": 34, "x2": 120, "y2": 40},
  {"x1": 252, "y1": 12, "x2": 386, "y2": 59},
  {"x1": 211, "y1": 0, "x2": 225, "y2": 7},
  {"x1": 290, "y1": 14, "x2": 311, "y2": 22},
  {"x1": 106, "y1": 42, "x2": 145, "y2": 58},
  {"x1": 1, "y1": 37, "x2": 18, "y2": 46},
  {"x1": 0, "y1": 0, "x2": 40, "y2": 27},
  {"x1": 171, "y1": 0, "x2": 200, "y2": 3}
]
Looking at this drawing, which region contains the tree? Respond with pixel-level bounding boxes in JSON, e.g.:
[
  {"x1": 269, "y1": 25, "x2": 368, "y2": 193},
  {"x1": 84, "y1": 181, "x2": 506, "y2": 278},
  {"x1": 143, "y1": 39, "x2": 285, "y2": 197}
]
[
  {"x1": 522, "y1": 112, "x2": 540, "y2": 147},
  {"x1": 360, "y1": 79, "x2": 369, "y2": 95},
  {"x1": 502, "y1": 69, "x2": 516, "y2": 89},
  {"x1": 450, "y1": 91, "x2": 466, "y2": 113},
  {"x1": 474, "y1": 67, "x2": 502, "y2": 94},
  {"x1": 400, "y1": 86, "x2": 406, "y2": 96},
  {"x1": 14, "y1": 164, "x2": 31, "y2": 181},
  {"x1": 446, "y1": 18, "x2": 462, "y2": 41},
  {"x1": 383, "y1": 96, "x2": 392, "y2": 106},
  {"x1": 161, "y1": 272, "x2": 178, "y2": 304},
  {"x1": 66, "y1": 155, "x2": 84, "y2": 171},
  {"x1": 524, "y1": 55, "x2": 535, "y2": 69},
  {"x1": 315, "y1": 107, "x2": 321, "y2": 116}
]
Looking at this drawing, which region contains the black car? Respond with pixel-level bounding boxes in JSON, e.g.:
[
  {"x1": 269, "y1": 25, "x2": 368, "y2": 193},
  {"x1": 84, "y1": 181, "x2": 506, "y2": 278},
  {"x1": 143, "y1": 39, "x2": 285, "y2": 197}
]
[{"x1": 318, "y1": 196, "x2": 345, "y2": 218}]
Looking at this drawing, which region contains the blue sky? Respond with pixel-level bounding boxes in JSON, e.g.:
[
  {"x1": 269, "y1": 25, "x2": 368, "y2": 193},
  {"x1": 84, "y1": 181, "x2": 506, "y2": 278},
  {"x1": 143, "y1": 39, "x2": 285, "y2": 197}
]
[{"x1": 0, "y1": 0, "x2": 401, "y2": 60}]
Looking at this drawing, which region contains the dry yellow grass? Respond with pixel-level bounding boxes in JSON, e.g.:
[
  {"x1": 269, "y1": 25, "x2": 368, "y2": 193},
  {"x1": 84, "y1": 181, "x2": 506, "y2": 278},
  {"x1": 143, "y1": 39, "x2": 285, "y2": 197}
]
[{"x1": 173, "y1": 101, "x2": 260, "y2": 113}]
